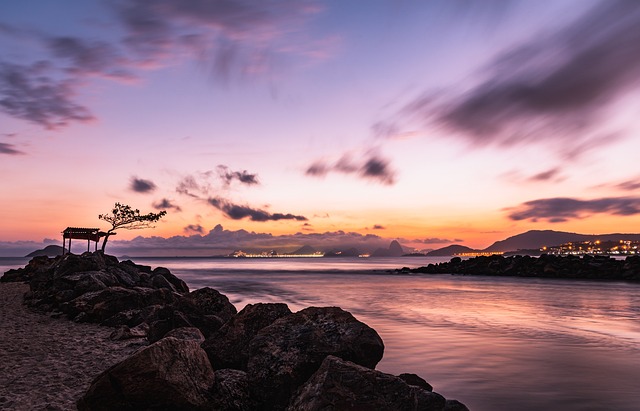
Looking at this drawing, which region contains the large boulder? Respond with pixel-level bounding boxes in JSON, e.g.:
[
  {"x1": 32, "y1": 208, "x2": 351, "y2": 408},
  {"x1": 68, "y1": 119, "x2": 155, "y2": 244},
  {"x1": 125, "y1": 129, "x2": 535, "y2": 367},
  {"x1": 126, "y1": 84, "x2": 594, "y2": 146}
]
[
  {"x1": 247, "y1": 306, "x2": 384, "y2": 410},
  {"x1": 203, "y1": 302, "x2": 292, "y2": 370},
  {"x1": 77, "y1": 337, "x2": 215, "y2": 411},
  {"x1": 60, "y1": 286, "x2": 179, "y2": 322},
  {"x1": 287, "y1": 356, "x2": 447, "y2": 411},
  {"x1": 206, "y1": 369, "x2": 256, "y2": 411},
  {"x1": 172, "y1": 287, "x2": 238, "y2": 337}
]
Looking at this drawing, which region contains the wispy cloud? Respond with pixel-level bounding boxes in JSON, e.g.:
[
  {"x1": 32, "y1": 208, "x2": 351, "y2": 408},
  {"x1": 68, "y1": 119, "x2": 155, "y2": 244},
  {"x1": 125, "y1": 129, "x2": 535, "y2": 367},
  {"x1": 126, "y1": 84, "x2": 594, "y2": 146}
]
[
  {"x1": 130, "y1": 177, "x2": 157, "y2": 193},
  {"x1": 0, "y1": 142, "x2": 24, "y2": 155},
  {"x1": 153, "y1": 198, "x2": 181, "y2": 212},
  {"x1": 0, "y1": 0, "x2": 334, "y2": 129},
  {"x1": 0, "y1": 62, "x2": 95, "y2": 129},
  {"x1": 398, "y1": 1, "x2": 640, "y2": 157},
  {"x1": 507, "y1": 196, "x2": 640, "y2": 223},
  {"x1": 217, "y1": 165, "x2": 259, "y2": 186},
  {"x1": 184, "y1": 224, "x2": 204, "y2": 234},
  {"x1": 306, "y1": 152, "x2": 396, "y2": 185},
  {"x1": 208, "y1": 197, "x2": 307, "y2": 222}
]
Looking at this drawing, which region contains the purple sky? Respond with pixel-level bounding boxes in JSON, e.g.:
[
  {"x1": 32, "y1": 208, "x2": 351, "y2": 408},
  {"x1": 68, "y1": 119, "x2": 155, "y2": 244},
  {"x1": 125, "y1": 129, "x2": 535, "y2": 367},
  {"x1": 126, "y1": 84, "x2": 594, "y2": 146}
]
[{"x1": 2, "y1": 0, "x2": 640, "y2": 256}]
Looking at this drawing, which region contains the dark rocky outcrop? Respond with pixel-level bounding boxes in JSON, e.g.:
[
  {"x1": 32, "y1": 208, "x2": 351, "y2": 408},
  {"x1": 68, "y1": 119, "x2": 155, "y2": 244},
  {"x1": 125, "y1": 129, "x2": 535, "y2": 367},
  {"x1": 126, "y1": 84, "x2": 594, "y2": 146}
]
[
  {"x1": 4, "y1": 253, "x2": 470, "y2": 411},
  {"x1": 207, "y1": 369, "x2": 256, "y2": 411},
  {"x1": 406, "y1": 254, "x2": 640, "y2": 281},
  {"x1": 25, "y1": 244, "x2": 65, "y2": 257},
  {"x1": 203, "y1": 302, "x2": 292, "y2": 370},
  {"x1": 247, "y1": 306, "x2": 385, "y2": 410},
  {"x1": 77, "y1": 337, "x2": 215, "y2": 410},
  {"x1": 287, "y1": 356, "x2": 446, "y2": 411}
]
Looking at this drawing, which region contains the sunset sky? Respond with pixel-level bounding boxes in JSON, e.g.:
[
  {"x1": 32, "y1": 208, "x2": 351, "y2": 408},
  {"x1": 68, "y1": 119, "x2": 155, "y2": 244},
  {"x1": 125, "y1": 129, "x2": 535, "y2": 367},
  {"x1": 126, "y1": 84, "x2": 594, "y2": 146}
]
[{"x1": 2, "y1": 0, "x2": 640, "y2": 256}]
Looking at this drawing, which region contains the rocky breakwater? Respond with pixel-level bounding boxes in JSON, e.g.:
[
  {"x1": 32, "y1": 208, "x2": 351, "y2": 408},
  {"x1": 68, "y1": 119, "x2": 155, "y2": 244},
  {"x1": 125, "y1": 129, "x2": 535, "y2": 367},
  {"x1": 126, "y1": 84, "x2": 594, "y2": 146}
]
[
  {"x1": 3, "y1": 252, "x2": 469, "y2": 411},
  {"x1": 404, "y1": 254, "x2": 640, "y2": 281}
]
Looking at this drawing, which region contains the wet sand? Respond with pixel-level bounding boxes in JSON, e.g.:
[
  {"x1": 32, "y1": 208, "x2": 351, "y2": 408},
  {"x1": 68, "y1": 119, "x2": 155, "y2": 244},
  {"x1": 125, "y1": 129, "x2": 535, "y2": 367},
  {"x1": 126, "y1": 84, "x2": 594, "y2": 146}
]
[{"x1": 0, "y1": 283, "x2": 142, "y2": 410}]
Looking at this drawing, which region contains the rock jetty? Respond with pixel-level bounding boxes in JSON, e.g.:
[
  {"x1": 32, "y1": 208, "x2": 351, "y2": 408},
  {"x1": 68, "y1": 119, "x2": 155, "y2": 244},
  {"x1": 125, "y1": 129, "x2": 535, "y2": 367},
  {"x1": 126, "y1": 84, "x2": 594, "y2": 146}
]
[
  {"x1": 2, "y1": 252, "x2": 469, "y2": 411},
  {"x1": 404, "y1": 254, "x2": 640, "y2": 281}
]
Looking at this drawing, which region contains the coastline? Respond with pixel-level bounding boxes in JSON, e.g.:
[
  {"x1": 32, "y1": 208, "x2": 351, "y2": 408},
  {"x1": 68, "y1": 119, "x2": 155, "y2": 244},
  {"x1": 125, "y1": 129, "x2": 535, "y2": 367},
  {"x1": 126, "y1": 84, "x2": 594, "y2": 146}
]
[{"x1": 0, "y1": 282, "x2": 141, "y2": 410}]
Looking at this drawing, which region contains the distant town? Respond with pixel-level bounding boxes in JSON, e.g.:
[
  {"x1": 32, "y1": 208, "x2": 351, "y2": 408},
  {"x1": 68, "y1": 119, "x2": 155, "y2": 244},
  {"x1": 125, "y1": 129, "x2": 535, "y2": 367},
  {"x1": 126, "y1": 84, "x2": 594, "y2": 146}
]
[{"x1": 542, "y1": 240, "x2": 640, "y2": 256}]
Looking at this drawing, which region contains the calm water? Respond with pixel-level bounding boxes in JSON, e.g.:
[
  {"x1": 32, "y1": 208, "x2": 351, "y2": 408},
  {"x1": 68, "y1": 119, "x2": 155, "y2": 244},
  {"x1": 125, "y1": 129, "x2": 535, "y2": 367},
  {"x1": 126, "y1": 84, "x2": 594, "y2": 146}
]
[{"x1": 3, "y1": 256, "x2": 640, "y2": 410}]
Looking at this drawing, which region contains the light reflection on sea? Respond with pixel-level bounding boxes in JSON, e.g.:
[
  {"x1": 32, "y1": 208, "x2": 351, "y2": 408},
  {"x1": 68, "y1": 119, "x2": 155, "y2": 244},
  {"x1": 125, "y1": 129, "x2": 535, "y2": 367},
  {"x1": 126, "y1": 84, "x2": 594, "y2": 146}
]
[{"x1": 3, "y1": 256, "x2": 640, "y2": 410}]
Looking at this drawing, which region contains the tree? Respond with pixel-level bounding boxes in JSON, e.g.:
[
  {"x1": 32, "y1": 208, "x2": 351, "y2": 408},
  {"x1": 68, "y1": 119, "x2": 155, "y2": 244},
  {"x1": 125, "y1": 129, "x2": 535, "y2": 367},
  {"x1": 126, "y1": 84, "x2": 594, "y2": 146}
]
[{"x1": 98, "y1": 202, "x2": 167, "y2": 252}]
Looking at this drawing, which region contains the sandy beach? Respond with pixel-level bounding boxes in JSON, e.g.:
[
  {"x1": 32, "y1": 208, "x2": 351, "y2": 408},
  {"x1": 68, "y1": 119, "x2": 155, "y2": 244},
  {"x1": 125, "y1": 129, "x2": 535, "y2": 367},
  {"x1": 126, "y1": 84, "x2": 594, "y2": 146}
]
[{"x1": 0, "y1": 283, "x2": 142, "y2": 410}]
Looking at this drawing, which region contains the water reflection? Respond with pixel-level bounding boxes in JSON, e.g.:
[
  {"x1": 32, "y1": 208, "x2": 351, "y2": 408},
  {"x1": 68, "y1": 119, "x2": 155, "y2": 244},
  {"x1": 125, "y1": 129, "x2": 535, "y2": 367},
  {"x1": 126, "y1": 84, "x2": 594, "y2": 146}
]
[{"x1": 158, "y1": 261, "x2": 640, "y2": 411}]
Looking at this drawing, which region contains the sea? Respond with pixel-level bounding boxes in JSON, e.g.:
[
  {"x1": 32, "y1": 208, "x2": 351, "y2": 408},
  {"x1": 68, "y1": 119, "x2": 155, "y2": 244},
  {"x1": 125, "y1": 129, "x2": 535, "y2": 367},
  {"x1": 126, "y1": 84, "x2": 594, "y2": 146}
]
[{"x1": 2, "y1": 255, "x2": 639, "y2": 411}]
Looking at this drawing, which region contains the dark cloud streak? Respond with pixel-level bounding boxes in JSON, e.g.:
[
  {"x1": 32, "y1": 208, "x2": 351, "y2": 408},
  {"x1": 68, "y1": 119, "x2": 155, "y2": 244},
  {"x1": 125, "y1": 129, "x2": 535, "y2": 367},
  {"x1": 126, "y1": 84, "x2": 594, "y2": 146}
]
[
  {"x1": 507, "y1": 196, "x2": 640, "y2": 222},
  {"x1": 0, "y1": 62, "x2": 94, "y2": 129},
  {"x1": 402, "y1": 1, "x2": 640, "y2": 157},
  {"x1": 208, "y1": 197, "x2": 307, "y2": 222},
  {"x1": 0, "y1": 142, "x2": 24, "y2": 155},
  {"x1": 130, "y1": 177, "x2": 157, "y2": 193},
  {"x1": 217, "y1": 165, "x2": 259, "y2": 186},
  {"x1": 306, "y1": 153, "x2": 396, "y2": 185}
]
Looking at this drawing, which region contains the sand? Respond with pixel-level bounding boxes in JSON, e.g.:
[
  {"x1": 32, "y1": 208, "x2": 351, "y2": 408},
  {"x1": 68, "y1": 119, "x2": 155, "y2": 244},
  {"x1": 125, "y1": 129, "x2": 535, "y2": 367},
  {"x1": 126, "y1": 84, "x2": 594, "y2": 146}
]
[{"x1": 0, "y1": 283, "x2": 143, "y2": 410}]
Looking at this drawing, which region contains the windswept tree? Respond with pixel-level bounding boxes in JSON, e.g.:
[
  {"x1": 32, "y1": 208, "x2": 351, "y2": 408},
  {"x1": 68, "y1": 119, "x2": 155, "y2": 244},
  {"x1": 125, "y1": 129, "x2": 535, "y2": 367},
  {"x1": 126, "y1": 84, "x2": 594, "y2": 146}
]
[{"x1": 98, "y1": 202, "x2": 167, "y2": 252}]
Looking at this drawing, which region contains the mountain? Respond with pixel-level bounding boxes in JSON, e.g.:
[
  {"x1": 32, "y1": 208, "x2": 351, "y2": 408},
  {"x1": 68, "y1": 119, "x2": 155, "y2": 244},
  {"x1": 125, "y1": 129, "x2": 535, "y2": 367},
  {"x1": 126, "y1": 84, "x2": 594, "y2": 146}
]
[
  {"x1": 26, "y1": 245, "x2": 64, "y2": 257},
  {"x1": 483, "y1": 230, "x2": 640, "y2": 252},
  {"x1": 324, "y1": 247, "x2": 361, "y2": 257},
  {"x1": 426, "y1": 245, "x2": 476, "y2": 257},
  {"x1": 289, "y1": 245, "x2": 317, "y2": 255},
  {"x1": 371, "y1": 240, "x2": 404, "y2": 257}
]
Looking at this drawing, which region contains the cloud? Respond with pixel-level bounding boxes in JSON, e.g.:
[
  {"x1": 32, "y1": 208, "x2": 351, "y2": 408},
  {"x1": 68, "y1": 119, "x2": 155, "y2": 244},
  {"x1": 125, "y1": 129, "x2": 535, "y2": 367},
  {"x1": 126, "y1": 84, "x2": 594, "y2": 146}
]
[
  {"x1": 372, "y1": 225, "x2": 385, "y2": 230},
  {"x1": 614, "y1": 179, "x2": 640, "y2": 191},
  {"x1": 97, "y1": 224, "x2": 399, "y2": 256},
  {"x1": 110, "y1": 0, "x2": 329, "y2": 82},
  {"x1": 507, "y1": 196, "x2": 640, "y2": 223},
  {"x1": 176, "y1": 173, "x2": 212, "y2": 198},
  {"x1": 401, "y1": 1, "x2": 640, "y2": 157},
  {"x1": 208, "y1": 197, "x2": 307, "y2": 222},
  {"x1": 306, "y1": 152, "x2": 396, "y2": 185},
  {"x1": 184, "y1": 224, "x2": 204, "y2": 234},
  {"x1": 528, "y1": 168, "x2": 562, "y2": 182},
  {"x1": 0, "y1": 142, "x2": 24, "y2": 155},
  {"x1": 153, "y1": 198, "x2": 182, "y2": 212},
  {"x1": 130, "y1": 177, "x2": 157, "y2": 193},
  {"x1": 217, "y1": 165, "x2": 259, "y2": 186},
  {"x1": 47, "y1": 36, "x2": 136, "y2": 81},
  {"x1": 0, "y1": 62, "x2": 94, "y2": 129},
  {"x1": 0, "y1": 1, "x2": 333, "y2": 129},
  {"x1": 415, "y1": 237, "x2": 463, "y2": 244}
]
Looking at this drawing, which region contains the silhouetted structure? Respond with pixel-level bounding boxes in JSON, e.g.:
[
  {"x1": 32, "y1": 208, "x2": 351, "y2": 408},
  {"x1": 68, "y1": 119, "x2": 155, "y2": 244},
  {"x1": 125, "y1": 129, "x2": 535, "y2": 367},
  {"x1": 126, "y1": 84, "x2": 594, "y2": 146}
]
[{"x1": 62, "y1": 227, "x2": 105, "y2": 254}]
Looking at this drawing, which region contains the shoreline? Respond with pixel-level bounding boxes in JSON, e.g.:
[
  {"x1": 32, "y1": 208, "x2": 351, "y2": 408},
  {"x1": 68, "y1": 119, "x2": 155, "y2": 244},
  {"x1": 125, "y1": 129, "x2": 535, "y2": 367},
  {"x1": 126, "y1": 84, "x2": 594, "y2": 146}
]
[{"x1": 0, "y1": 282, "x2": 142, "y2": 410}]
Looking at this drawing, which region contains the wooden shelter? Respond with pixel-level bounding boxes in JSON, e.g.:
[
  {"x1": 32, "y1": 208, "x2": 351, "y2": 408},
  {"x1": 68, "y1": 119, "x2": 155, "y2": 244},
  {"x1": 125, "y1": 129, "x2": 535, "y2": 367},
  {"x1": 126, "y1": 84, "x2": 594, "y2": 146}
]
[{"x1": 62, "y1": 227, "x2": 105, "y2": 254}]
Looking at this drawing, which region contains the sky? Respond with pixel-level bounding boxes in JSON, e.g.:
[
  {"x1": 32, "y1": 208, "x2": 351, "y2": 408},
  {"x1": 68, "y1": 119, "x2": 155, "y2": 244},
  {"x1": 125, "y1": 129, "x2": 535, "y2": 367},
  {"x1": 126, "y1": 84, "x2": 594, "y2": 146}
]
[{"x1": 1, "y1": 0, "x2": 640, "y2": 257}]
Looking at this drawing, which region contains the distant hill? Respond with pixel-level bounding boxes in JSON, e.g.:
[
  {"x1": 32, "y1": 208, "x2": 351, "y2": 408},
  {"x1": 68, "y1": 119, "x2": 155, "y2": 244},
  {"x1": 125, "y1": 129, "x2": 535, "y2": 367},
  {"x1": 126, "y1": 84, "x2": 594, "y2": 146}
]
[
  {"x1": 26, "y1": 245, "x2": 64, "y2": 257},
  {"x1": 484, "y1": 230, "x2": 640, "y2": 252},
  {"x1": 426, "y1": 245, "x2": 476, "y2": 257},
  {"x1": 289, "y1": 245, "x2": 317, "y2": 255},
  {"x1": 371, "y1": 240, "x2": 404, "y2": 257}
]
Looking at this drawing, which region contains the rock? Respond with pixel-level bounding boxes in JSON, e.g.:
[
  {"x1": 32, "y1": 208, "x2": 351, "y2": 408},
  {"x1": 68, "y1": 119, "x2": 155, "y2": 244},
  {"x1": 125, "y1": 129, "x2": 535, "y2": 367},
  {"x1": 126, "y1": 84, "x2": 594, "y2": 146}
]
[
  {"x1": 147, "y1": 308, "x2": 194, "y2": 343},
  {"x1": 247, "y1": 306, "x2": 384, "y2": 410},
  {"x1": 174, "y1": 287, "x2": 237, "y2": 337},
  {"x1": 203, "y1": 302, "x2": 292, "y2": 370},
  {"x1": 287, "y1": 356, "x2": 446, "y2": 411},
  {"x1": 77, "y1": 337, "x2": 215, "y2": 411},
  {"x1": 109, "y1": 324, "x2": 148, "y2": 340},
  {"x1": 444, "y1": 399, "x2": 470, "y2": 411},
  {"x1": 165, "y1": 326, "x2": 205, "y2": 343},
  {"x1": 60, "y1": 286, "x2": 178, "y2": 322},
  {"x1": 152, "y1": 267, "x2": 190, "y2": 293},
  {"x1": 398, "y1": 373, "x2": 433, "y2": 391},
  {"x1": 206, "y1": 369, "x2": 256, "y2": 411}
]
